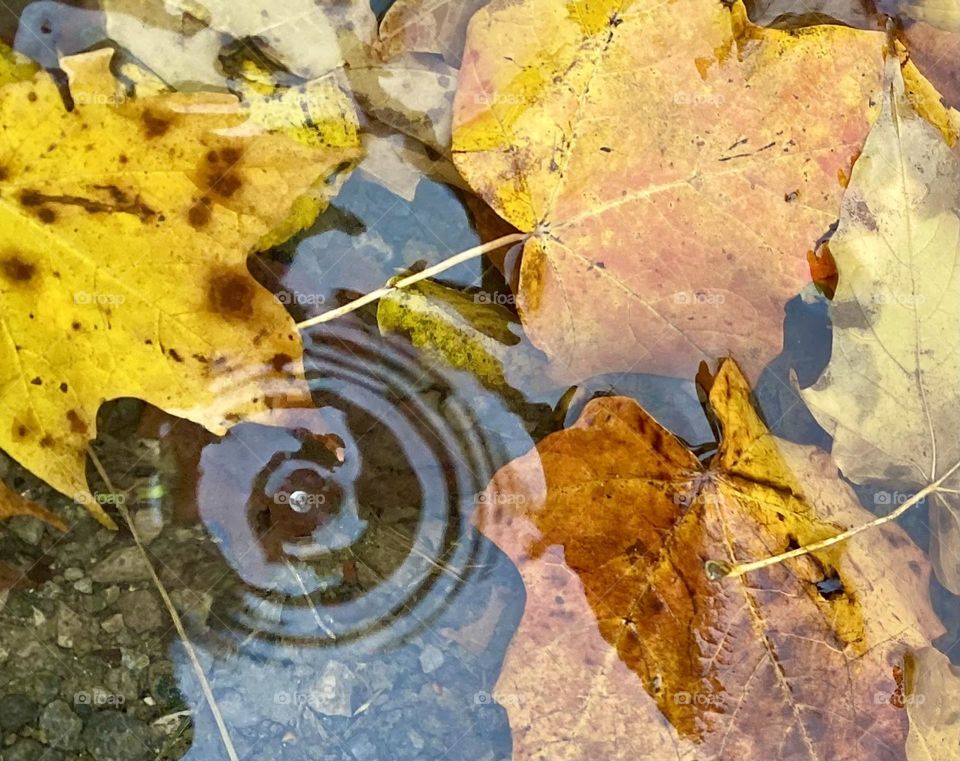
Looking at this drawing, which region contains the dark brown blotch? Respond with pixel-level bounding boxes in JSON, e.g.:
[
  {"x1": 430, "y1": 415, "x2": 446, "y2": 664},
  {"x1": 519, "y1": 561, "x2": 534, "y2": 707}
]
[
  {"x1": 59, "y1": 382, "x2": 68, "y2": 393},
  {"x1": 169, "y1": 348, "x2": 184, "y2": 363},
  {"x1": 66, "y1": 409, "x2": 87, "y2": 434},
  {"x1": 141, "y1": 109, "x2": 172, "y2": 138},
  {"x1": 188, "y1": 198, "x2": 212, "y2": 229},
  {"x1": 220, "y1": 147, "x2": 242, "y2": 164},
  {"x1": 214, "y1": 173, "x2": 242, "y2": 198},
  {"x1": 207, "y1": 270, "x2": 255, "y2": 320},
  {"x1": 1, "y1": 255, "x2": 36, "y2": 283},
  {"x1": 271, "y1": 353, "x2": 293, "y2": 373}
]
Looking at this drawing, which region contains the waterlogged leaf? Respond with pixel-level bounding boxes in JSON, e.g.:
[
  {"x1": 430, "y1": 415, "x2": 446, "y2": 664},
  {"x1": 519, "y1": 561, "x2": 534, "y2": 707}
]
[
  {"x1": 351, "y1": 53, "x2": 458, "y2": 154},
  {"x1": 894, "y1": 0, "x2": 960, "y2": 110},
  {"x1": 475, "y1": 359, "x2": 942, "y2": 761},
  {"x1": 377, "y1": 278, "x2": 554, "y2": 409},
  {"x1": 744, "y1": 0, "x2": 878, "y2": 27},
  {"x1": 377, "y1": 0, "x2": 491, "y2": 65},
  {"x1": 359, "y1": 126, "x2": 466, "y2": 202},
  {"x1": 100, "y1": 0, "x2": 376, "y2": 88},
  {"x1": 453, "y1": 0, "x2": 890, "y2": 382},
  {"x1": 799, "y1": 58, "x2": 960, "y2": 592},
  {"x1": 0, "y1": 48, "x2": 360, "y2": 523},
  {"x1": 904, "y1": 647, "x2": 960, "y2": 761},
  {"x1": 0, "y1": 480, "x2": 66, "y2": 531}
]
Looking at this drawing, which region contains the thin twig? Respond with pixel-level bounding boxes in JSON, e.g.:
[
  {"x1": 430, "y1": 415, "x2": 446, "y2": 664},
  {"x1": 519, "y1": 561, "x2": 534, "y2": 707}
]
[
  {"x1": 295, "y1": 232, "x2": 528, "y2": 330},
  {"x1": 706, "y1": 460, "x2": 960, "y2": 581},
  {"x1": 86, "y1": 447, "x2": 241, "y2": 761}
]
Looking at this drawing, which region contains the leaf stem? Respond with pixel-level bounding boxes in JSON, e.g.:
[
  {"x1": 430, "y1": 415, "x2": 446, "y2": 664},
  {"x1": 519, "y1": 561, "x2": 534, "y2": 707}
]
[
  {"x1": 706, "y1": 460, "x2": 960, "y2": 581},
  {"x1": 295, "y1": 232, "x2": 528, "y2": 330},
  {"x1": 86, "y1": 447, "x2": 241, "y2": 761}
]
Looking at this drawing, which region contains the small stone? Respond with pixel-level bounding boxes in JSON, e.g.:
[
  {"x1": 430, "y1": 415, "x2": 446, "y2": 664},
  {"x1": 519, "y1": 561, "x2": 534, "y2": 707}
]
[
  {"x1": 346, "y1": 733, "x2": 378, "y2": 761},
  {"x1": 6, "y1": 516, "x2": 45, "y2": 546},
  {"x1": 121, "y1": 650, "x2": 150, "y2": 671},
  {"x1": 72, "y1": 578, "x2": 93, "y2": 594},
  {"x1": 82, "y1": 711, "x2": 156, "y2": 761},
  {"x1": 307, "y1": 661, "x2": 356, "y2": 718},
  {"x1": 419, "y1": 644, "x2": 444, "y2": 674},
  {"x1": 0, "y1": 694, "x2": 39, "y2": 732},
  {"x1": 63, "y1": 568, "x2": 84, "y2": 582},
  {"x1": 90, "y1": 547, "x2": 151, "y2": 584},
  {"x1": 3, "y1": 738, "x2": 64, "y2": 761},
  {"x1": 100, "y1": 613, "x2": 124, "y2": 634},
  {"x1": 117, "y1": 590, "x2": 163, "y2": 633},
  {"x1": 39, "y1": 700, "x2": 83, "y2": 750},
  {"x1": 169, "y1": 588, "x2": 213, "y2": 629},
  {"x1": 131, "y1": 507, "x2": 164, "y2": 545},
  {"x1": 56, "y1": 603, "x2": 93, "y2": 652}
]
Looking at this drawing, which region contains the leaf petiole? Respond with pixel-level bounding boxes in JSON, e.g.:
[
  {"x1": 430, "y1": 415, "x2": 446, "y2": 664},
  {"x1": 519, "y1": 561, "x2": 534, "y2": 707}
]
[{"x1": 706, "y1": 458, "x2": 960, "y2": 581}]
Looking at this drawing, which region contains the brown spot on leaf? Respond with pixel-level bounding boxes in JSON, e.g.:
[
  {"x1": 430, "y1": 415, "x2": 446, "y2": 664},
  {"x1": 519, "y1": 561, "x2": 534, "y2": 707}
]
[
  {"x1": 66, "y1": 409, "x2": 87, "y2": 434},
  {"x1": 271, "y1": 353, "x2": 293, "y2": 372},
  {"x1": 37, "y1": 208, "x2": 56, "y2": 224},
  {"x1": 188, "y1": 198, "x2": 212, "y2": 229},
  {"x1": 214, "y1": 173, "x2": 242, "y2": 198},
  {"x1": 59, "y1": 382, "x2": 68, "y2": 393},
  {"x1": 1, "y1": 255, "x2": 36, "y2": 283},
  {"x1": 220, "y1": 147, "x2": 242, "y2": 164},
  {"x1": 169, "y1": 348, "x2": 184, "y2": 363},
  {"x1": 142, "y1": 109, "x2": 172, "y2": 137},
  {"x1": 207, "y1": 269, "x2": 255, "y2": 320}
]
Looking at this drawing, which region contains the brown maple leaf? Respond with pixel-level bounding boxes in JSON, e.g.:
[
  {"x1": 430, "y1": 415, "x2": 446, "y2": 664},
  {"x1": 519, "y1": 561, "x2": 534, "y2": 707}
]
[{"x1": 475, "y1": 360, "x2": 943, "y2": 761}]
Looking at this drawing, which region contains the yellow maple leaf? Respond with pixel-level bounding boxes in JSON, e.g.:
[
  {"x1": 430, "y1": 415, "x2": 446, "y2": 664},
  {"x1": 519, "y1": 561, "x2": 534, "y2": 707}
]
[{"x1": 0, "y1": 48, "x2": 360, "y2": 525}]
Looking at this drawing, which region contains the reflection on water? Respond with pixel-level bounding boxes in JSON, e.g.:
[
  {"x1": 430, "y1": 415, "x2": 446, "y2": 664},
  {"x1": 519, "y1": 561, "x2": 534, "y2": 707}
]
[
  {"x1": 156, "y1": 316, "x2": 530, "y2": 760},
  {"x1": 196, "y1": 321, "x2": 507, "y2": 653}
]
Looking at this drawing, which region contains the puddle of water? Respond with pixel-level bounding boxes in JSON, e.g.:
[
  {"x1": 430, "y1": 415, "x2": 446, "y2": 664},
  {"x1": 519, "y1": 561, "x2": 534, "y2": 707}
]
[{"x1": 1, "y1": 1, "x2": 959, "y2": 760}]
